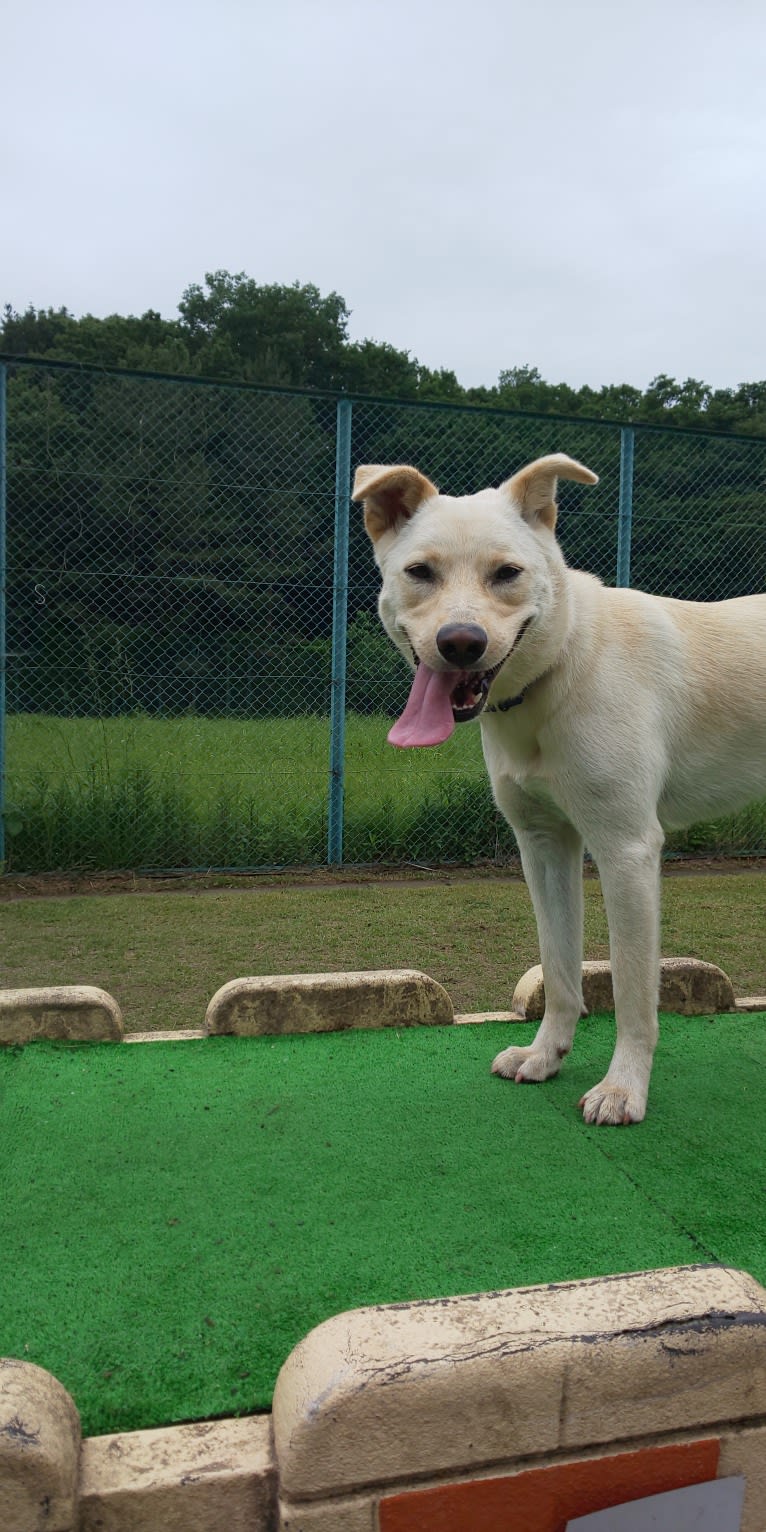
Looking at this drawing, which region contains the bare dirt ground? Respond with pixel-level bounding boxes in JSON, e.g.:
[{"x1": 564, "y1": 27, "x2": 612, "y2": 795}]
[{"x1": 2, "y1": 857, "x2": 765, "y2": 901}]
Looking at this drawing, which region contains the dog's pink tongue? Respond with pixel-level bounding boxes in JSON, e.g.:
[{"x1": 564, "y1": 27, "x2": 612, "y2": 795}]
[{"x1": 388, "y1": 663, "x2": 456, "y2": 748}]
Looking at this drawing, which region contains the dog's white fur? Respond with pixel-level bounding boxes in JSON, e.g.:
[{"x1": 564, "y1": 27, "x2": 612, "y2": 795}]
[{"x1": 354, "y1": 455, "x2": 766, "y2": 1124}]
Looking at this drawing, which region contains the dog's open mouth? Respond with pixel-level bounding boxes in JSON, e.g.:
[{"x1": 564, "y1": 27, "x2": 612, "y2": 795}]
[
  {"x1": 450, "y1": 665, "x2": 503, "y2": 723},
  {"x1": 388, "y1": 659, "x2": 506, "y2": 748}
]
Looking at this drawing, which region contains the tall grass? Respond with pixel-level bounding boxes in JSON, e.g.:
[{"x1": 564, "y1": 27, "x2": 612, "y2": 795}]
[{"x1": 6, "y1": 713, "x2": 766, "y2": 872}]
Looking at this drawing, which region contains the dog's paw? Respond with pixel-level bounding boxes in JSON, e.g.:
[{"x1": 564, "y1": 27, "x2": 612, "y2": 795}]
[
  {"x1": 579, "y1": 1079, "x2": 647, "y2": 1126},
  {"x1": 491, "y1": 1044, "x2": 560, "y2": 1083}
]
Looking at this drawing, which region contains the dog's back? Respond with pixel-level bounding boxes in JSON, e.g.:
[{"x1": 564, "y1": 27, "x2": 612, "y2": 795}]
[{"x1": 553, "y1": 575, "x2": 766, "y2": 830}]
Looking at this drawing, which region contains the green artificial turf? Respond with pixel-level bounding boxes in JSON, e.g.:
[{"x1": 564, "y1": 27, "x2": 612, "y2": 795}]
[{"x1": 2, "y1": 1013, "x2": 766, "y2": 1438}]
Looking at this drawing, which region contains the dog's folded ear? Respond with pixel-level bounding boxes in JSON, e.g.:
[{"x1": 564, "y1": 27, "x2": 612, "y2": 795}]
[
  {"x1": 503, "y1": 454, "x2": 599, "y2": 530},
  {"x1": 353, "y1": 464, "x2": 438, "y2": 541}
]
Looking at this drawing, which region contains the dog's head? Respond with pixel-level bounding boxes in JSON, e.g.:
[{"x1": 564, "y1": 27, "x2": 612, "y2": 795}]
[{"x1": 353, "y1": 454, "x2": 598, "y2": 746}]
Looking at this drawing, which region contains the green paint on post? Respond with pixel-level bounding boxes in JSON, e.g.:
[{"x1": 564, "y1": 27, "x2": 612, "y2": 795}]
[{"x1": 328, "y1": 398, "x2": 352, "y2": 864}]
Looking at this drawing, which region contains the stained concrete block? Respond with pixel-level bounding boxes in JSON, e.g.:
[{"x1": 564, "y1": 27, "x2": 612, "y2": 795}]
[
  {"x1": 0, "y1": 1358, "x2": 81, "y2": 1532},
  {"x1": 718, "y1": 1425, "x2": 766, "y2": 1532},
  {"x1": 512, "y1": 958, "x2": 736, "y2": 1021},
  {"x1": 277, "y1": 1493, "x2": 375, "y2": 1531},
  {"x1": 0, "y1": 987, "x2": 124, "y2": 1045},
  {"x1": 205, "y1": 969, "x2": 453, "y2": 1036},
  {"x1": 273, "y1": 1265, "x2": 766, "y2": 1504},
  {"x1": 124, "y1": 1029, "x2": 205, "y2": 1044},
  {"x1": 453, "y1": 1010, "x2": 522, "y2": 1025},
  {"x1": 79, "y1": 1416, "x2": 276, "y2": 1532}
]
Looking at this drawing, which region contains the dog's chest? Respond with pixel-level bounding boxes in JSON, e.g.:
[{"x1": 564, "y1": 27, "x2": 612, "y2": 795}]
[{"x1": 480, "y1": 712, "x2": 545, "y2": 784}]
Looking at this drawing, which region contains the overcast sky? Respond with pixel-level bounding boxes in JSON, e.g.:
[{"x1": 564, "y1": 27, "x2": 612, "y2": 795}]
[{"x1": 4, "y1": 0, "x2": 765, "y2": 391}]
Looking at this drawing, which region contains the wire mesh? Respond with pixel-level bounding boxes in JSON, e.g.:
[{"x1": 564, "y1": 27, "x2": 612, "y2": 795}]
[
  {"x1": 4, "y1": 359, "x2": 766, "y2": 873},
  {"x1": 631, "y1": 427, "x2": 766, "y2": 601},
  {"x1": 5, "y1": 363, "x2": 338, "y2": 870}
]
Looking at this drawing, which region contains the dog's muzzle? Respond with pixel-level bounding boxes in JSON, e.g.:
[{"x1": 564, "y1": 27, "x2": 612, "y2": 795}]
[
  {"x1": 434, "y1": 618, "x2": 534, "y2": 722},
  {"x1": 432, "y1": 624, "x2": 495, "y2": 721}
]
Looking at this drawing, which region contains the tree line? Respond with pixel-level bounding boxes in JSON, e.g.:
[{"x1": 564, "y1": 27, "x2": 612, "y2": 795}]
[
  {"x1": 3, "y1": 269, "x2": 766, "y2": 435},
  {"x1": 3, "y1": 273, "x2": 766, "y2": 721}
]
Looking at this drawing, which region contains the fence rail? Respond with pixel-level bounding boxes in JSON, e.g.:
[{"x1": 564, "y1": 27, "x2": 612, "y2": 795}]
[{"x1": 2, "y1": 355, "x2": 765, "y2": 873}]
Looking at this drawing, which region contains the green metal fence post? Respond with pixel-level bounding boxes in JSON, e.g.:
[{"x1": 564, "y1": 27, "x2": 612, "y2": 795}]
[
  {"x1": 328, "y1": 397, "x2": 352, "y2": 865},
  {"x1": 617, "y1": 426, "x2": 635, "y2": 588},
  {"x1": 0, "y1": 364, "x2": 6, "y2": 870}
]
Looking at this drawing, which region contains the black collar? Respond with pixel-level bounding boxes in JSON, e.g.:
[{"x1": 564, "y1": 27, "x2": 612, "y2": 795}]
[
  {"x1": 485, "y1": 690, "x2": 526, "y2": 713},
  {"x1": 485, "y1": 664, "x2": 554, "y2": 714}
]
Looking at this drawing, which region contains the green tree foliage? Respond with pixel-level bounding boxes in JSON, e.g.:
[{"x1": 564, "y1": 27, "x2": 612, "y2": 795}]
[
  {"x1": 177, "y1": 272, "x2": 350, "y2": 389},
  {"x1": 1, "y1": 302, "x2": 192, "y2": 374},
  {"x1": 4, "y1": 276, "x2": 765, "y2": 433},
  {"x1": 6, "y1": 361, "x2": 340, "y2": 717},
  {"x1": 2, "y1": 274, "x2": 766, "y2": 726}
]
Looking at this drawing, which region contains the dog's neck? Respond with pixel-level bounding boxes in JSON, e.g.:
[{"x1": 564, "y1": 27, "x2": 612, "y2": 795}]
[
  {"x1": 484, "y1": 664, "x2": 556, "y2": 713},
  {"x1": 485, "y1": 564, "x2": 573, "y2": 713}
]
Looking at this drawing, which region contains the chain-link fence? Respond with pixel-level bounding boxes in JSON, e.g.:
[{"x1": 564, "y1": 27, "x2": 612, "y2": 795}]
[{"x1": 2, "y1": 356, "x2": 765, "y2": 873}]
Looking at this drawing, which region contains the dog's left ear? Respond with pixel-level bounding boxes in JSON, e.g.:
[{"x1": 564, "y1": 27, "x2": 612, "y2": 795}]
[
  {"x1": 353, "y1": 464, "x2": 438, "y2": 542},
  {"x1": 503, "y1": 454, "x2": 598, "y2": 530}
]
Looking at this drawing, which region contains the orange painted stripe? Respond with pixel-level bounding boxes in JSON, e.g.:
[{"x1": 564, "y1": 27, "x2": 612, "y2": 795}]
[{"x1": 379, "y1": 1438, "x2": 720, "y2": 1532}]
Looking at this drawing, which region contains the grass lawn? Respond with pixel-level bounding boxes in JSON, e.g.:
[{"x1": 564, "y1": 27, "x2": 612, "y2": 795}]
[
  {"x1": 8, "y1": 712, "x2": 766, "y2": 870},
  {"x1": 2, "y1": 872, "x2": 765, "y2": 1031}
]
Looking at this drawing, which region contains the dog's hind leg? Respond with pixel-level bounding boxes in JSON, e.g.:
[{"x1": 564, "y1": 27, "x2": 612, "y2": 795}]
[
  {"x1": 577, "y1": 822, "x2": 663, "y2": 1126},
  {"x1": 490, "y1": 798, "x2": 585, "y2": 1086}
]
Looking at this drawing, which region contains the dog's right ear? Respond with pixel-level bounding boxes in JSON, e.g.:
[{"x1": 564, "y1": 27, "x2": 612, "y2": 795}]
[{"x1": 352, "y1": 464, "x2": 438, "y2": 542}]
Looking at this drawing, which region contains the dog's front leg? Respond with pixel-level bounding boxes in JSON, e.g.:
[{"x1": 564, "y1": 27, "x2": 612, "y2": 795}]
[
  {"x1": 490, "y1": 800, "x2": 585, "y2": 1086},
  {"x1": 579, "y1": 823, "x2": 663, "y2": 1125}
]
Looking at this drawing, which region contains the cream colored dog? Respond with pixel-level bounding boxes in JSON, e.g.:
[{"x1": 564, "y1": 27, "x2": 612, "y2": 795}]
[{"x1": 353, "y1": 454, "x2": 766, "y2": 1125}]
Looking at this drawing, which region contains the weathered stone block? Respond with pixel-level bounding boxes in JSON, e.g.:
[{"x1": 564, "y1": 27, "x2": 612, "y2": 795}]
[
  {"x1": 205, "y1": 970, "x2": 453, "y2": 1036},
  {"x1": 0, "y1": 987, "x2": 123, "y2": 1045},
  {"x1": 0, "y1": 1358, "x2": 81, "y2": 1532},
  {"x1": 79, "y1": 1416, "x2": 275, "y2": 1532},
  {"x1": 512, "y1": 958, "x2": 736, "y2": 1021},
  {"x1": 273, "y1": 1265, "x2": 766, "y2": 1503}
]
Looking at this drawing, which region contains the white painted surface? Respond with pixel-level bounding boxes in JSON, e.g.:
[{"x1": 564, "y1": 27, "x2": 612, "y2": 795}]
[{"x1": 566, "y1": 1475, "x2": 745, "y2": 1531}]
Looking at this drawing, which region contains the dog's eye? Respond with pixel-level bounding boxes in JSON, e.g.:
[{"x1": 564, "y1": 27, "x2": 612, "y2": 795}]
[
  {"x1": 405, "y1": 563, "x2": 436, "y2": 582},
  {"x1": 492, "y1": 565, "x2": 522, "y2": 584}
]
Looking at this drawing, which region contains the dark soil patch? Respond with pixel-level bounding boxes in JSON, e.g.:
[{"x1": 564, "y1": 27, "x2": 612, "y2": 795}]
[{"x1": 2, "y1": 856, "x2": 765, "y2": 902}]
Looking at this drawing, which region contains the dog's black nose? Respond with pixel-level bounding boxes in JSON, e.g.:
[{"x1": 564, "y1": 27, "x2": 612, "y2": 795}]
[{"x1": 436, "y1": 623, "x2": 488, "y2": 667}]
